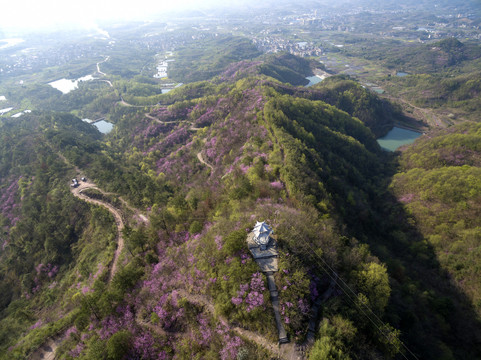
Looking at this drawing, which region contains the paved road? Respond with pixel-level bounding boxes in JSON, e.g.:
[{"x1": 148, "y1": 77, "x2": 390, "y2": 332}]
[{"x1": 96, "y1": 56, "x2": 109, "y2": 76}]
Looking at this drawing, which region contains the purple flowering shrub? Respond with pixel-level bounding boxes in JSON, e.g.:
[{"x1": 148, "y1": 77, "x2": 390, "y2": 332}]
[
  {"x1": 69, "y1": 342, "x2": 85, "y2": 357},
  {"x1": 142, "y1": 240, "x2": 189, "y2": 297},
  {"x1": 126, "y1": 82, "x2": 274, "y2": 193},
  {"x1": 185, "y1": 226, "x2": 276, "y2": 336},
  {"x1": 152, "y1": 292, "x2": 185, "y2": 331},
  {"x1": 216, "y1": 320, "x2": 244, "y2": 360},
  {"x1": 270, "y1": 180, "x2": 284, "y2": 190},
  {"x1": 195, "y1": 314, "x2": 212, "y2": 346},
  {"x1": 86, "y1": 226, "x2": 256, "y2": 359},
  {"x1": 276, "y1": 259, "x2": 311, "y2": 338},
  {"x1": 28, "y1": 263, "x2": 60, "y2": 294},
  {"x1": 138, "y1": 85, "x2": 269, "y2": 187},
  {"x1": 155, "y1": 139, "x2": 203, "y2": 182},
  {"x1": 151, "y1": 102, "x2": 193, "y2": 123},
  {"x1": 0, "y1": 177, "x2": 22, "y2": 247},
  {"x1": 231, "y1": 272, "x2": 266, "y2": 312},
  {"x1": 86, "y1": 297, "x2": 173, "y2": 359},
  {"x1": 172, "y1": 314, "x2": 245, "y2": 359},
  {"x1": 148, "y1": 125, "x2": 192, "y2": 155},
  {"x1": 69, "y1": 263, "x2": 108, "y2": 301},
  {"x1": 98, "y1": 305, "x2": 136, "y2": 340},
  {"x1": 189, "y1": 86, "x2": 267, "y2": 174},
  {"x1": 218, "y1": 60, "x2": 263, "y2": 82},
  {"x1": 126, "y1": 103, "x2": 200, "y2": 179},
  {"x1": 29, "y1": 319, "x2": 43, "y2": 330},
  {"x1": 189, "y1": 97, "x2": 231, "y2": 127},
  {"x1": 139, "y1": 122, "x2": 177, "y2": 144}
]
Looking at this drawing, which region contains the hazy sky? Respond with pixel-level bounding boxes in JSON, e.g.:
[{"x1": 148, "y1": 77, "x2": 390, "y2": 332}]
[{"x1": 1, "y1": 0, "x2": 250, "y2": 34}]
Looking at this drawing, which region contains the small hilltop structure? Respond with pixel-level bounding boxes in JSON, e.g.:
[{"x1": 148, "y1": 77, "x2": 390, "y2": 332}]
[{"x1": 247, "y1": 221, "x2": 288, "y2": 344}]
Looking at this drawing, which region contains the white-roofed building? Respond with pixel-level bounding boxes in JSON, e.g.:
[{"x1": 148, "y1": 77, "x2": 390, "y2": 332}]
[
  {"x1": 252, "y1": 221, "x2": 273, "y2": 250},
  {"x1": 246, "y1": 221, "x2": 288, "y2": 343}
]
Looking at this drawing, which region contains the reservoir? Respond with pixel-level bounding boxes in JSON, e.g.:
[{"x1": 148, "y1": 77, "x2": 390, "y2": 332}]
[
  {"x1": 377, "y1": 127, "x2": 422, "y2": 151},
  {"x1": 48, "y1": 75, "x2": 95, "y2": 94},
  {"x1": 94, "y1": 120, "x2": 113, "y2": 134},
  {"x1": 305, "y1": 75, "x2": 324, "y2": 87},
  {"x1": 0, "y1": 107, "x2": 13, "y2": 115}
]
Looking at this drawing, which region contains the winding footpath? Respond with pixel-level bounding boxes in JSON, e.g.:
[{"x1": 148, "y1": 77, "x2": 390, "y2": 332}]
[
  {"x1": 96, "y1": 56, "x2": 150, "y2": 107},
  {"x1": 29, "y1": 337, "x2": 63, "y2": 360},
  {"x1": 119, "y1": 96, "x2": 154, "y2": 108},
  {"x1": 71, "y1": 181, "x2": 125, "y2": 282},
  {"x1": 145, "y1": 113, "x2": 201, "y2": 131},
  {"x1": 197, "y1": 152, "x2": 214, "y2": 171},
  {"x1": 99, "y1": 79, "x2": 113, "y2": 88},
  {"x1": 30, "y1": 184, "x2": 129, "y2": 359},
  {"x1": 96, "y1": 56, "x2": 109, "y2": 76},
  {"x1": 146, "y1": 112, "x2": 214, "y2": 170},
  {"x1": 30, "y1": 145, "x2": 147, "y2": 360},
  {"x1": 175, "y1": 290, "x2": 302, "y2": 360},
  {"x1": 47, "y1": 143, "x2": 130, "y2": 282}
]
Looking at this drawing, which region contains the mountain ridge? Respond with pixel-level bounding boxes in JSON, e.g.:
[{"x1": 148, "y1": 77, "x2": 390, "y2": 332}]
[{"x1": 0, "y1": 56, "x2": 480, "y2": 359}]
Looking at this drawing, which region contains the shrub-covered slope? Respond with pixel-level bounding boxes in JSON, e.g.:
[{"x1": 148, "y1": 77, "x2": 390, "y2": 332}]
[
  {"x1": 0, "y1": 114, "x2": 118, "y2": 356},
  {"x1": 1, "y1": 68, "x2": 480, "y2": 360},
  {"x1": 97, "y1": 75, "x2": 404, "y2": 359},
  {"x1": 392, "y1": 122, "x2": 481, "y2": 316}
]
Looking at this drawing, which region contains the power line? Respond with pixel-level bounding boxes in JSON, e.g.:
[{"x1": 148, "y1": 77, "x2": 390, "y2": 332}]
[{"x1": 291, "y1": 228, "x2": 419, "y2": 360}]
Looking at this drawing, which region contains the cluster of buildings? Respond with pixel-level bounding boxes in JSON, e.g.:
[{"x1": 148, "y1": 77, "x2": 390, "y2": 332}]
[
  {"x1": 154, "y1": 60, "x2": 168, "y2": 79},
  {"x1": 0, "y1": 42, "x2": 103, "y2": 77},
  {"x1": 247, "y1": 6, "x2": 481, "y2": 47},
  {"x1": 252, "y1": 37, "x2": 322, "y2": 57}
]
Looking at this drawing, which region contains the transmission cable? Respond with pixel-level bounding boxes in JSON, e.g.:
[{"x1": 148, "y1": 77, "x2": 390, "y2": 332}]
[{"x1": 290, "y1": 227, "x2": 420, "y2": 360}]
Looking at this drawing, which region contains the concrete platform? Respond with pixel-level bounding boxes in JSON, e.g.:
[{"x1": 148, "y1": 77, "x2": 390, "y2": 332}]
[
  {"x1": 247, "y1": 233, "x2": 279, "y2": 272},
  {"x1": 255, "y1": 257, "x2": 278, "y2": 273}
]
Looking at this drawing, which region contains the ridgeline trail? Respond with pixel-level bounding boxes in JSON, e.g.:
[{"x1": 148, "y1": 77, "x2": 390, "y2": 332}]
[
  {"x1": 175, "y1": 289, "x2": 303, "y2": 360},
  {"x1": 145, "y1": 111, "x2": 213, "y2": 169},
  {"x1": 71, "y1": 181, "x2": 125, "y2": 283},
  {"x1": 144, "y1": 112, "x2": 202, "y2": 131},
  {"x1": 47, "y1": 142, "x2": 147, "y2": 282},
  {"x1": 30, "y1": 144, "x2": 148, "y2": 360},
  {"x1": 197, "y1": 152, "x2": 214, "y2": 171},
  {"x1": 34, "y1": 133, "x2": 323, "y2": 360}
]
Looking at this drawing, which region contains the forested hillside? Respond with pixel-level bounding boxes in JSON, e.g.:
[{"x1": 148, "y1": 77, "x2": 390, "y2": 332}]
[
  {"x1": 1, "y1": 59, "x2": 480, "y2": 360},
  {"x1": 392, "y1": 122, "x2": 481, "y2": 317},
  {"x1": 2, "y1": 0, "x2": 481, "y2": 356}
]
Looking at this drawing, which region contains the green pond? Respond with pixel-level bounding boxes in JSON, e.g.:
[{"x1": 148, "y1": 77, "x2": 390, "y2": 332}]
[
  {"x1": 305, "y1": 76, "x2": 324, "y2": 87},
  {"x1": 94, "y1": 120, "x2": 114, "y2": 134},
  {"x1": 377, "y1": 127, "x2": 422, "y2": 151}
]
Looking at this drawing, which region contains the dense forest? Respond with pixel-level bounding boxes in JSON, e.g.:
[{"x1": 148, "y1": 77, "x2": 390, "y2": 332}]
[{"x1": 1, "y1": 24, "x2": 481, "y2": 360}]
